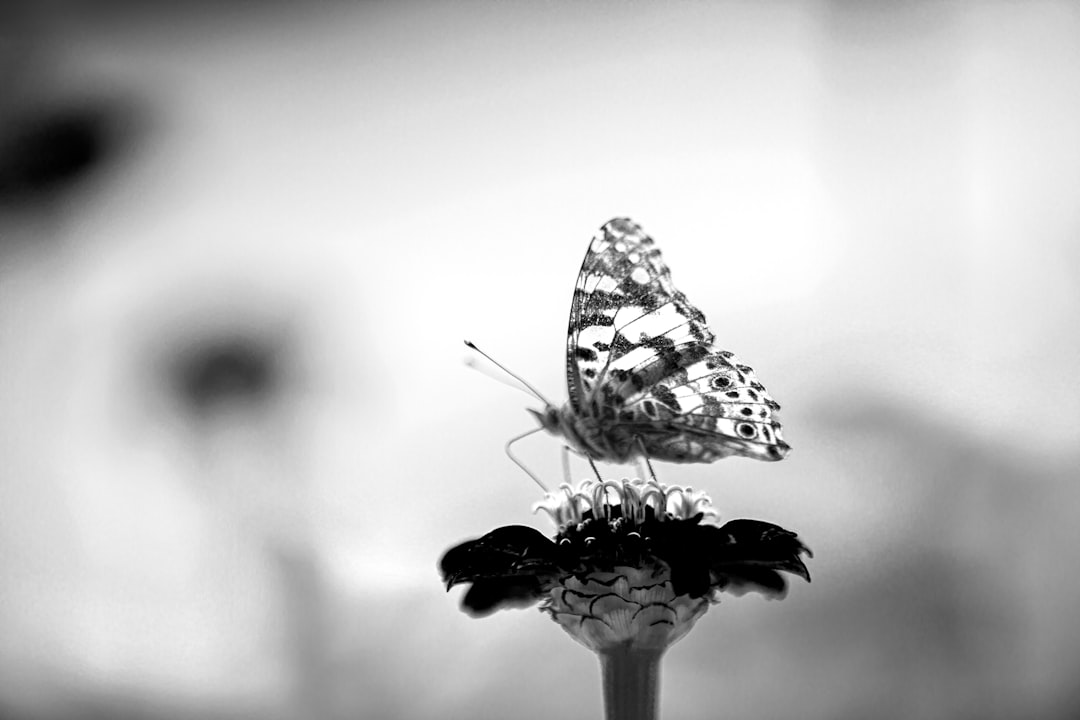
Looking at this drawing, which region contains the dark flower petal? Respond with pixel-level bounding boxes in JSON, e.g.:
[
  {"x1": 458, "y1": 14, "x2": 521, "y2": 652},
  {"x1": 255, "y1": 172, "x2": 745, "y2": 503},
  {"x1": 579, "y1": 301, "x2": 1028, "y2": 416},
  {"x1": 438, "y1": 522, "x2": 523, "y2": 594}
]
[
  {"x1": 713, "y1": 568, "x2": 791, "y2": 599},
  {"x1": 666, "y1": 560, "x2": 714, "y2": 598},
  {"x1": 703, "y1": 519, "x2": 812, "y2": 584},
  {"x1": 646, "y1": 516, "x2": 715, "y2": 597},
  {"x1": 439, "y1": 524, "x2": 559, "y2": 590},
  {"x1": 637, "y1": 519, "x2": 812, "y2": 598},
  {"x1": 461, "y1": 577, "x2": 550, "y2": 617}
]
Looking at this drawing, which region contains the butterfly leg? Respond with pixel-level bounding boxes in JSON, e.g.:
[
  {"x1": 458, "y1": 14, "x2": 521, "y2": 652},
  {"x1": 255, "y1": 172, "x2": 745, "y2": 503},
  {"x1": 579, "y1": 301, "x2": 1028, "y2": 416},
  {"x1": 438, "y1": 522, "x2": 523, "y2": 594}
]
[
  {"x1": 634, "y1": 435, "x2": 658, "y2": 483},
  {"x1": 586, "y1": 455, "x2": 603, "y2": 482},
  {"x1": 562, "y1": 445, "x2": 603, "y2": 483},
  {"x1": 505, "y1": 427, "x2": 548, "y2": 491}
]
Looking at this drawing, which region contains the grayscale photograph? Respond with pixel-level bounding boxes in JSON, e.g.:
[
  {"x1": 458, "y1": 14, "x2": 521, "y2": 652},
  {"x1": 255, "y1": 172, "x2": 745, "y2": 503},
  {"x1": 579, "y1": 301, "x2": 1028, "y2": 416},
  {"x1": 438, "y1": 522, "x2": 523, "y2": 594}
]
[{"x1": 1, "y1": 2, "x2": 1077, "y2": 719}]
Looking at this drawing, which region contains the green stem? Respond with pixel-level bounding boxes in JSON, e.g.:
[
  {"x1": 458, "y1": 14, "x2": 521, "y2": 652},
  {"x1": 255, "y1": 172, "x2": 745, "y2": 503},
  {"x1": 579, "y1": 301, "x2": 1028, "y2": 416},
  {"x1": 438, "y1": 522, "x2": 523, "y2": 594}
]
[{"x1": 598, "y1": 645, "x2": 664, "y2": 720}]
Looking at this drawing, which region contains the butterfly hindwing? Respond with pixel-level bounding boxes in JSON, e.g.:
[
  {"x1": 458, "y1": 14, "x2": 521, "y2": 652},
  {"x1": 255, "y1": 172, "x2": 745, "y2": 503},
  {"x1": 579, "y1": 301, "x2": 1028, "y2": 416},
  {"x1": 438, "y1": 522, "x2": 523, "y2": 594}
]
[
  {"x1": 620, "y1": 350, "x2": 788, "y2": 461},
  {"x1": 563, "y1": 218, "x2": 789, "y2": 463}
]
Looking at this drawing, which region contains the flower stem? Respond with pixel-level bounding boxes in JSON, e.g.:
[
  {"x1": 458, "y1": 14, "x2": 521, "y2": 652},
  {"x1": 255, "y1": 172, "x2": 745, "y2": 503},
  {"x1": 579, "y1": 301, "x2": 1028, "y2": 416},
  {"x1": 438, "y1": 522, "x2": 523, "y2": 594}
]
[{"x1": 598, "y1": 645, "x2": 664, "y2": 720}]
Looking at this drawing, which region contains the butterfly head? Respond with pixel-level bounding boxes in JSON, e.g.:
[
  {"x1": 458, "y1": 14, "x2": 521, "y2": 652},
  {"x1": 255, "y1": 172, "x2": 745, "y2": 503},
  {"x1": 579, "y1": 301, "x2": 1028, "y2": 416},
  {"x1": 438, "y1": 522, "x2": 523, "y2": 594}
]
[
  {"x1": 527, "y1": 403, "x2": 594, "y2": 458},
  {"x1": 527, "y1": 405, "x2": 563, "y2": 435}
]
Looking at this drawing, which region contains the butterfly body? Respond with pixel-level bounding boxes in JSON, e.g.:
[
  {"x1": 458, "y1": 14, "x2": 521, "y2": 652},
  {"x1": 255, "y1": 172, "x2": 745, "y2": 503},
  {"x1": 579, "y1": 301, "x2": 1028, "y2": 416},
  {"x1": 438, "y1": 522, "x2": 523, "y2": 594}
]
[
  {"x1": 528, "y1": 403, "x2": 638, "y2": 463},
  {"x1": 536, "y1": 217, "x2": 790, "y2": 465}
]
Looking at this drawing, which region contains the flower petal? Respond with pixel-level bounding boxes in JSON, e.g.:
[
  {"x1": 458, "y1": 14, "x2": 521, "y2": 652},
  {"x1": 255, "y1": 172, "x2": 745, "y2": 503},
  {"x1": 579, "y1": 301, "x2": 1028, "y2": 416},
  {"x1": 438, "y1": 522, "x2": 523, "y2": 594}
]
[
  {"x1": 460, "y1": 577, "x2": 550, "y2": 617},
  {"x1": 697, "y1": 520, "x2": 812, "y2": 597},
  {"x1": 713, "y1": 568, "x2": 791, "y2": 599},
  {"x1": 706, "y1": 519, "x2": 812, "y2": 580},
  {"x1": 439, "y1": 525, "x2": 561, "y2": 613}
]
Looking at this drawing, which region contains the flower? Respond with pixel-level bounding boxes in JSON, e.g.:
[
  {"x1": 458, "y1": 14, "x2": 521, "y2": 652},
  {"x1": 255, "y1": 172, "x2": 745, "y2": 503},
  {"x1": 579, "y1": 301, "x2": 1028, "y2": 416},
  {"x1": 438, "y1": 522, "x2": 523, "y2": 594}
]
[
  {"x1": 439, "y1": 478, "x2": 811, "y2": 720},
  {"x1": 439, "y1": 478, "x2": 810, "y2": 651}
]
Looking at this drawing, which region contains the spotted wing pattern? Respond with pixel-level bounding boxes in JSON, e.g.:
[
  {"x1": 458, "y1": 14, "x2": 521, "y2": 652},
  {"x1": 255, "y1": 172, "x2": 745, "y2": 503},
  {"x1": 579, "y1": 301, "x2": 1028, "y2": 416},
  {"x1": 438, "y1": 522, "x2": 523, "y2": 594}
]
[{"x1": 565, "y1": 218, "x2": 789, "y2": 462}]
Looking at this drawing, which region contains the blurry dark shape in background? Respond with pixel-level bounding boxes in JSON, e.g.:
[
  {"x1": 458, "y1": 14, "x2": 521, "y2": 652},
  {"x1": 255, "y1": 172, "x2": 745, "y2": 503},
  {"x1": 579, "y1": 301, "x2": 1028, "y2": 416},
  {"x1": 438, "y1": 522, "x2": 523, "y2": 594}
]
[
  {"x1": 0, "y1": 101, "x2": 120, "y2": 208},
  {"x1": 144, "y1": 300, "x2": 335, "y2": 720},
  {"x1": 171, "y1": 333, "x2": 283, "y2": 417},
  {"x1": 0, "y1": 0, "x2": 146, "y2": 236}
]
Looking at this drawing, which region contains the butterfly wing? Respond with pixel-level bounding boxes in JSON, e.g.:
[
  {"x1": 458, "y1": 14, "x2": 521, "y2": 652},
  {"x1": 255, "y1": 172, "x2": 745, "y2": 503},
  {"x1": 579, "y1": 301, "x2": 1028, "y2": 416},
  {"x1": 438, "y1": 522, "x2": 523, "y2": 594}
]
[
  {"x1": 565, "y1": 217, "x2": 789, "y2": 463},
  {"x1": 566, "y1": 217, "x2": 713, "y2": 414},
  {"x1": 619, "y1": 349, "x2": 790, "y2": 461}
]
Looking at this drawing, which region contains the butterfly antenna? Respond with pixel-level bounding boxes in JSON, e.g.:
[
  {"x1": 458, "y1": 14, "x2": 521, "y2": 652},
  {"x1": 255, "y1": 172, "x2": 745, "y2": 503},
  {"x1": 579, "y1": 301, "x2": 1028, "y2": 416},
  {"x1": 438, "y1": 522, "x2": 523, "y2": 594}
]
[
  {"x1": 505, "y1": 426, "x2": 549, "y2": 492},
  {"x1": 464, "y1": 340, "x2": 554, "y2": 406}
]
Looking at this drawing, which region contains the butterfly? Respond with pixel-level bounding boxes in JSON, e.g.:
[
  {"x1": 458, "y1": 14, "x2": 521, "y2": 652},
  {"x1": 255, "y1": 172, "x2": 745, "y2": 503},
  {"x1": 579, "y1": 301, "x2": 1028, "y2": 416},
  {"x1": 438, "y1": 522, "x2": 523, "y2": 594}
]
[{"x1": 527, "y1": 217, "x2": 790, "y2": 467}]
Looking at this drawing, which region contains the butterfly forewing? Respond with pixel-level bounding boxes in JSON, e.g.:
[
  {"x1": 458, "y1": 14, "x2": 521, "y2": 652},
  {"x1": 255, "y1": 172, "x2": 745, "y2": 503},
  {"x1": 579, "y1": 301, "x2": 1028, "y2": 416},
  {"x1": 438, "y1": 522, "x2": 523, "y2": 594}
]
[
  {"x1": 567, "y1": 219, "x2": 713, "y2": 411},
  {"x1": 563, "y1": 217, "x2": 789, "y2": 463}
]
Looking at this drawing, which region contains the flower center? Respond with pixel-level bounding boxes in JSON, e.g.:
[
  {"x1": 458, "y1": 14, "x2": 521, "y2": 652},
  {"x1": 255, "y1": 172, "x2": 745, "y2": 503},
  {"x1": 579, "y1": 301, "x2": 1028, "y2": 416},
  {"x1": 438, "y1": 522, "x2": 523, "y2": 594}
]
[{"x1": 533, "y1": 477, "x2": 718, "y2": 531}]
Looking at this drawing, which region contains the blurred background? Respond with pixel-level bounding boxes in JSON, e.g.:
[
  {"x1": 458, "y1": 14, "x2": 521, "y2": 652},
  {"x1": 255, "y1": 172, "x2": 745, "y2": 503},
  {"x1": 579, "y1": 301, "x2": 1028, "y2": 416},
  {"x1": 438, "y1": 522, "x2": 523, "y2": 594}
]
[{"x1": 1, "y1": 1, "x2": 1078, "y2": 718}]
